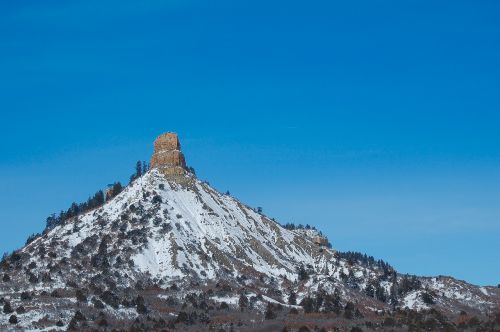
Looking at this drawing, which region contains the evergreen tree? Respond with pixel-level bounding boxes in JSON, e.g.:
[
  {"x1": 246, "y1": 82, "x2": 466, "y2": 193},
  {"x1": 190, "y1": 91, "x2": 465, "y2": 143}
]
[
  {"x1": 238, "y1": 294, "x2": 248, "y2": 310},
  {"x1": 288, "y1": 291, "x2": 297, "y2": 305},
  {"x1": 45, "y1": 214, "x2": 58, "y2": 230},
  {"x1": 375, "y1": 284, "x2": 387, "y2": 303},
  {"x1": 297, "y1": 265, "x2": 309, "y2": 281},
  {"x1": 300, "y1": 297, "x2": 315, "y2": 313},
  {"x1": 136, "y1": 160, "x2": 142, "y2": 178},
  {"x1": 264, "y1": 303, "x2": 277, "y2": 319}
]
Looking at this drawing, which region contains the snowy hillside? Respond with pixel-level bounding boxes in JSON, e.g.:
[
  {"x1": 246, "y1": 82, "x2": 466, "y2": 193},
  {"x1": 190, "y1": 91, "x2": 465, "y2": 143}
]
[{"x1": 0, "y1": 133, "x2": 499, "y2": 331}]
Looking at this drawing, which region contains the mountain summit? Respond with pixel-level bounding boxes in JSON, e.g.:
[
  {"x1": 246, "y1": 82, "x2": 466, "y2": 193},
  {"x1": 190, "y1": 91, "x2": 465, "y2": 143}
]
[
  {"x1": 150, "y1": 132, "x2": 187, "y2": 176},
  {"x1": 0, "y1": 133, "x2": 499, "y2": 331}
]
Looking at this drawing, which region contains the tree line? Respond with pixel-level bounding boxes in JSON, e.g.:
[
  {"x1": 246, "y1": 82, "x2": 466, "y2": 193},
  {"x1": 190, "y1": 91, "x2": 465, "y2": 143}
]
[{"x1": 44, "y1": 160, "x2": 149, "y2": 231}]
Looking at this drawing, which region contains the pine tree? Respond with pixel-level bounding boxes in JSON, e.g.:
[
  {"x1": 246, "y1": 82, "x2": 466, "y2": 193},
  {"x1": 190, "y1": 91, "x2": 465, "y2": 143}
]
[
  {"x1": 136, "y1": 160, "x2": 142, "y2": 178},
  {"x1": 238, "y1": 294, "x2": 248, "y2": 310},
  {"x1": 45, "y1": 214, "x2": 58, "y2": 230},
  {"x1": 300, "y1": 297, "x2": 315, "y2": 313},
  {"x1": 264, "y1": 303, "x2": 277, "y2": 319}
]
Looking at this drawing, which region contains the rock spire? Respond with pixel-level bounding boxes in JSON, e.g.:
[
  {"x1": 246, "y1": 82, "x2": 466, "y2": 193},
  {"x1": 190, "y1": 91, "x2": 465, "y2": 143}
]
[{"x1": 150, "y1": 132, "x2": 187, "y2": 176}]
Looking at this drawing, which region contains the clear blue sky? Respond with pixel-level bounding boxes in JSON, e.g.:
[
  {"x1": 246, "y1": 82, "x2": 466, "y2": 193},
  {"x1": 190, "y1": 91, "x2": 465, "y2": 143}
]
[{"x1": 1, "y1": 1, "x2": 499, "y2": 286}]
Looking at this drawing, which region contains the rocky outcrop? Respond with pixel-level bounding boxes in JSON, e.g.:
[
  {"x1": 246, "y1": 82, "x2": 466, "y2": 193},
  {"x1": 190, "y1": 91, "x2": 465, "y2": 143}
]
[{"x1": 150, "y1": 132, "x2": 187, "y2": 176}]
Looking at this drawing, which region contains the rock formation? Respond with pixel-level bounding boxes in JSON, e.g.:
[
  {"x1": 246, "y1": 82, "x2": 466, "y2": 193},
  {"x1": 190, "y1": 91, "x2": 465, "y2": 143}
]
[{"x1": 150, "y1": 132, "x2": 187, "y2": 176}]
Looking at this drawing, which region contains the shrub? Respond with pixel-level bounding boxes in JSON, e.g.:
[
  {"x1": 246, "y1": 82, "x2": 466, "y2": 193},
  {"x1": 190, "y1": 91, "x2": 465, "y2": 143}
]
[
  {"x1": 300, "y1": 297, "x2": 315, "y2": 313},
  {"x1": 176, "y1": 311, "x2": 190, "y2": 324},
  {"x1": 421, "y1": 292, "x2": 435, "y2": 305},
  {"x1": 73, "y1": 311, "x2": 86, "y2": 321},
  {"x1": 344, "y1": 302, "x2": 355, "y2": 319},
  {"x1": 91, "y1": 297, "x2": 105, "y2": 309},
  {"x1": 384, "y1": 317, "x2": 396, "y2": 327},
  {"x1": 297, "y1": 265, "x2": 309, "y2": 281},
  {"x1": 100, "y1": 290, "x2": 120, "y2": 309},
  {"x1": 136, "y1": 296, "x2": 148, "y2": 314},
  {"x1": 265, "y1": 303, "x2": 277, "y2": 319},
  {"x1": 238, "y1": 294, "x2": 249, "y2": 310},
  {"x1": 3, "y1": 302, "x2": 13, "y2": 314},
  {"x1": 75, "y1": 289, "x2": 87, "y2": 302},
  {"x1": 9, "y1": 315, "x2": 17, "y2": 324},
  {"x1": 20, "y1": 291, "x2": 32, "y2": 301}
]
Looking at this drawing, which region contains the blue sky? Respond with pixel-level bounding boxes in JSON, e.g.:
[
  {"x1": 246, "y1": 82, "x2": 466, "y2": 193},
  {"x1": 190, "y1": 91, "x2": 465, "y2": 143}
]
[{"x1": 0, "y1": 1, "x2": 499, "y2": 285}]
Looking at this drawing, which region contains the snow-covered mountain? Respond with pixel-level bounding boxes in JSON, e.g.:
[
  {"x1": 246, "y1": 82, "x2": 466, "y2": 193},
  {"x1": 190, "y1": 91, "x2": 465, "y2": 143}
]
[{"x1": 0, "y1": 133, "x2": 498, "y2": 331}]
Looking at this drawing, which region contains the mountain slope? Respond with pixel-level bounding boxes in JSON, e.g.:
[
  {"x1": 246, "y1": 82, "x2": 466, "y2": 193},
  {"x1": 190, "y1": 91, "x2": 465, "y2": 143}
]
[{"x1": 0, "y1": 133, "x2": 499, "y2": 331}]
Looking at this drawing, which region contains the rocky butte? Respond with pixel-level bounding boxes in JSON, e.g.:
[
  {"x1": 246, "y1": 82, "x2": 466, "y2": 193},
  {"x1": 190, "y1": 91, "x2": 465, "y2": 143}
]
[{"x1": 150, "y1": 132, "x2": 187, "y2": 176}]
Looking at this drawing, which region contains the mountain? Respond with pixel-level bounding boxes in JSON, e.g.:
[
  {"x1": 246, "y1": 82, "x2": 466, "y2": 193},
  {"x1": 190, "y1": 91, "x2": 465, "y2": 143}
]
[{"x1": 1, "y1": 133, "x2": 499, "y2": 331}]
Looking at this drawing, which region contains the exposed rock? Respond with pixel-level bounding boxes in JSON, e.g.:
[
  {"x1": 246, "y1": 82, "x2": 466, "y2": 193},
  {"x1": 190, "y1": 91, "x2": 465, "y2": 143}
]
[{"x1": 150, "y1": 132, "x2": 187, "y2": 176}]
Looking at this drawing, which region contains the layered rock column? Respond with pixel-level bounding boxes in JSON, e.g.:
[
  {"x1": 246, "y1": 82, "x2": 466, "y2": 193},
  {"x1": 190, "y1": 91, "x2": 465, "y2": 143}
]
[{"x1": 150, "y1": 133, "x2": 187, "y2": 176}]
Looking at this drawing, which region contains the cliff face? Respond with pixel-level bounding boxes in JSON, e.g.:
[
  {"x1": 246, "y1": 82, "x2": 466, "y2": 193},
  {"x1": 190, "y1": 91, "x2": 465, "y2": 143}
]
[{"x1": 150, "y1": 132, "x2": 187, "y2": 176}]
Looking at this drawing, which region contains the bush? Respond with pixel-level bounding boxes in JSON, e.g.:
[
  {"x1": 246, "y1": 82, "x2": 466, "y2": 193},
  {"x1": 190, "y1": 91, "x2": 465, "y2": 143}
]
[
  {"x1": 297, "y1": 265, "x2": 309, "y2": 281},
  {"x1": 3, "y1": 302, "x2": 13, "y2": 314},
  {"x1": 176, "y1": 311, "x2": 190, "y2": 324},
  {"x1": 16, "y1": 306, "x2": 25, "y2": 314},
  {"x1": 265, "y1": 303, "x2": 277, "y2": 320},
  {"x1": 9, "y1": 315, "x2": 17, "y2": 324},
  {"x1": 98, "y1": 318, "x2": 108, "y2": 327},
  {"x1": 238, "y1": 294, "x2": 248, "y2": 310},
  {"x1": 344, "y1": 302, "x2": 355, "y2": 319},
  {"x1": 75, "y1": 289, "x2": 87, "y2": 302},
  {"x1": 300, "y1": 297, "x2": 315, "y2": 313},
  {"x1": 384, "y1": 317, "x2": 396, "y2": 327},
  {"x1": 20, "y1": 291, "x2": 32, "y2": 301},
  {"x1": 421, "y1": 292, "x2": 435, "y2": 305},
  {"x1": 73, "y1": 311, "x2": 86, "y2": 321},
  {"x1": 100, "y1": 290, "x2": 120, "y2": 309},
  {"x1": 136, "y1": 296, "x2": 148, "y2": 314},
  {"x1": 91, "y1": 297, "x2": 105, "y2": 309}
]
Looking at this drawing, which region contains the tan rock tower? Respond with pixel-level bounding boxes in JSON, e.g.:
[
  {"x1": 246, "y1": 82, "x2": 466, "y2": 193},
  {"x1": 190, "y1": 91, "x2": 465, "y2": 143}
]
[{"x1": 150, "y1": 132, "x2": 187, "y2": 176}]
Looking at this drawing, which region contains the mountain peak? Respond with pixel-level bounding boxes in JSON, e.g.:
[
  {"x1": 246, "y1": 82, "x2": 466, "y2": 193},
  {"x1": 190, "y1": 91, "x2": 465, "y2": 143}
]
[
  {"x1": 1, "y1": 133, "x2": 499, "y2": 330},
  {"x1": 150, "y1": 132, "x2": 187, "y2": 176}
]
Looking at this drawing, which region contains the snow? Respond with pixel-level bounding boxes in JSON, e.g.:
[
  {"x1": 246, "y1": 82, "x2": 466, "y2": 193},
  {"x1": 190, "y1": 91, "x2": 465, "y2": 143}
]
[
  {"x1": 123, "y1": 170, "x2": 329, "y2": 281},
  {"x1": 402, "y1": 291, "x2": 428, "y2": 311},
  {"x1": 4, "y1": 167, "x2": 497, "y2": 330},
  {"x1": 211, "y1": 296, "x2": 240, "y2": 306}
]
